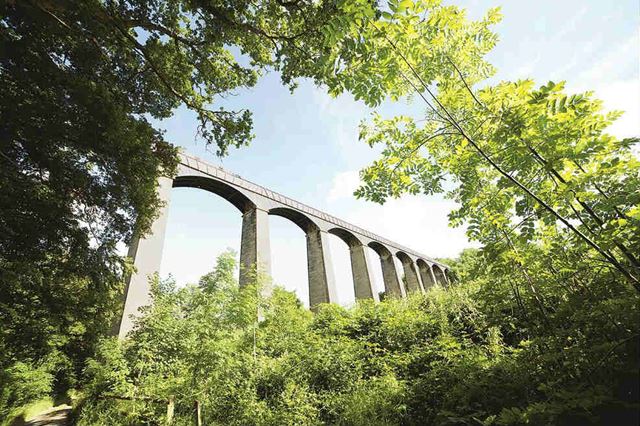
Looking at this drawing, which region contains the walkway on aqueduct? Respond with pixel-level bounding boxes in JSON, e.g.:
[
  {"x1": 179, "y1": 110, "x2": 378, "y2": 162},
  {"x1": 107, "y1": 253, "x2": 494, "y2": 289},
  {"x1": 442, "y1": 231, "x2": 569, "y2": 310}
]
[{"x1": 117, "y1": 152, "x2": 450, "y2": 338}]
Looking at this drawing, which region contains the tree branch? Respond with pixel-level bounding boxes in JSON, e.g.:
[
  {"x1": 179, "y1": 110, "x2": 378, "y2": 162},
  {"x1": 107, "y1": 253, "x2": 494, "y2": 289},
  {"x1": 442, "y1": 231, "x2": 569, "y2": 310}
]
[
  {"x1": 369, "y1": 20, "x2": 639, "y2": 288},
  {"x1": 445, "y1": 52, "x2": 639, "y2": 272}
]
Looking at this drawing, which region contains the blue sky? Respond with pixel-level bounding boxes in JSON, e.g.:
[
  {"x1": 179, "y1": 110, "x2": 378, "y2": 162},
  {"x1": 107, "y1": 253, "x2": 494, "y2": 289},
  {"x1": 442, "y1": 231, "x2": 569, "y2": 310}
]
[{"x1": 155, "y1": 0, "x2": 639, "y2": 306}]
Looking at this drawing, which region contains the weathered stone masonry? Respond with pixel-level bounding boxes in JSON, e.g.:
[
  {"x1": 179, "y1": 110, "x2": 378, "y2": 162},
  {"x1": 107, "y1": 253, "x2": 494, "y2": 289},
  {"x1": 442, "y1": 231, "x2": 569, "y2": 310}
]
[{"x1": 116, "y1": 152, "x2": 450, "y2": 338}]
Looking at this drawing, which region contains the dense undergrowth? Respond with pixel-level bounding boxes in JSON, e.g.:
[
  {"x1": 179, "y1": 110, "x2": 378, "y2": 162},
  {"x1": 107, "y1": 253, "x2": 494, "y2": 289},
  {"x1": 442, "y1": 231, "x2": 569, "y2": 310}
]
[{"x1": 73, "y1": 250, "x2": 639, "y2": 425}]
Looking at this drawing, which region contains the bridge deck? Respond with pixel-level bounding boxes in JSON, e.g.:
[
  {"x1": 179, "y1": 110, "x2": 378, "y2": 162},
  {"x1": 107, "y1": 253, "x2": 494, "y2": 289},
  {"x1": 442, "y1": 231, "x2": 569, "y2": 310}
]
[{"x1": 179, "y1": 153, "x2": 445, "y2": 267}]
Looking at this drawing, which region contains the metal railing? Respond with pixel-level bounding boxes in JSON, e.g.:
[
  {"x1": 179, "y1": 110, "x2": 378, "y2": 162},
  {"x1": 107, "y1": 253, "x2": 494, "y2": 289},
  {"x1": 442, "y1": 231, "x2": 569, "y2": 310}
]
[{"x1": 179, "y1": 152, "x2": 446, "y2": 268}]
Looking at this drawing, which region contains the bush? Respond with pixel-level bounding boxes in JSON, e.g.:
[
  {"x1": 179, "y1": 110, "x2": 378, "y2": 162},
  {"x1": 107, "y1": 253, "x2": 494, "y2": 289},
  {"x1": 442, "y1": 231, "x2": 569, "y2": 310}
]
[
  {"x1": 0, "y1": 360, "x2": 54, "y2": 421},
  {"x1": 77, "y1": 251, "x2": 639, "y2": 425}
]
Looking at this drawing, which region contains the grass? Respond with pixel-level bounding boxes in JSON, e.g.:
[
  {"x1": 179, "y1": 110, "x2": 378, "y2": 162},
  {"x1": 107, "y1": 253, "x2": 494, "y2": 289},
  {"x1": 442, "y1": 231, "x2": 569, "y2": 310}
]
[{"x1": 2, "y1": 397, "x2": 54, "y2": 426}]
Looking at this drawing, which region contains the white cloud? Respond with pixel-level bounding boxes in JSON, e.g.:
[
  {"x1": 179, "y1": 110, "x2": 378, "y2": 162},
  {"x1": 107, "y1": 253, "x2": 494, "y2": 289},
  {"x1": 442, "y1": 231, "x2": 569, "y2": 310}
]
[
  {"x1": 509, "y1": 52, "x2": 542, "y2": 80},
  {"x1": 325, "y1": 180, "x2": 474, "y2": 305},
  {"x1": 343, "y1": 195, "x2": 474, "y2": 259},
  {"x1": 310, "y1": 86, "x2": 381, "y2": 168},
  {"x1": 566, "y1": 31, "x2": 639, "y2": 140},
  {"x1": 312, "y1": 166, "x2": 475, "y2": 305},
  {"x1": 554, "y1": 6, "x2": 588, "y2": 40},
  {"x1": 592, "y1": 79, "x2": 640, "y2": 139},
  {"x1": 326, "y1": 170, "x2": 361, "y2": 202},
  {"x1": 574, "y1": 33, "x2": 638, "y2": 84},
  {"x1": 311, "y1": 86, "x2": 365, "y2": 116},
  {"x1": 325, "y1": 169, "x2": 474, "y2": 259},
  {"x1": 269, "y1": 228, "x2": 309, "y2": 306}
]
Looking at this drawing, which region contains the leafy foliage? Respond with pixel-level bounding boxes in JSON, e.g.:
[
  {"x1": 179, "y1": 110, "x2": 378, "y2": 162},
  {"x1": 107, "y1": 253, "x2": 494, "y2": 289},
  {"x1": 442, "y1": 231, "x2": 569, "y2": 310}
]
[
  {"x1": 357, "y1": 80, "x2": 639, "y2": 251},
  {"x1": 78, "y1": 251, "x2": 639, "y2": 425},
  {"x1": 347, "y1": 18, "x2": 640, "y2": 420},
  {"x1": 353, "y1": 43, "x2": 639, "y2": 288},
  {"x1": 2, "y1": 1, "x2": 638, "y2": 424},
  {"x1": 0, "y1": 1, "x2": 505, "y2": 415},
  {"x1": 0, "y1": 360, "x2": 54, "y2": 420}
]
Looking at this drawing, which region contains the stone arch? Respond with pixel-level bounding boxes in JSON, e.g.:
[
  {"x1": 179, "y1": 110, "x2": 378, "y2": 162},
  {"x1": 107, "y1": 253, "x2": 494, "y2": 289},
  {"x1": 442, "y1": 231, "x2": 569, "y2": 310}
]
[
  {"x1": 395, "y1": 251, "x2": 412, "y2": 263},
  {"x1": 328, "y1": 227, "x2": 362, "y2": 248},
  {"x1": 368, "y1": 241, "x2": 392, "y2": 257},
  {"x1": 173, "y1": 175, "x2": 255, "y2": 213},
  {"x1": 119, "y1": 175, "x2": 263, "y2": 338},
  {"x1": 269, "y1": 207, "x2": 336, "y2": 307},
  {"x1": 118, "y1": 154, "x2": 453, "y2": 340},
  {"x1": 416, "y1": 259, "x2": 436, "y2": 291},
  {"x1": 173, "y1": 175, "x2": 268, "y2": 289},
  {"x1": 433, "y1": 264, "x2": 448, "y2": 286},
  {"x1": 396, "y1": 251, "x2": 422, "y2": 293},
  {"x1": 268, "y1": 207, "x2": 319, "y2": 233}
]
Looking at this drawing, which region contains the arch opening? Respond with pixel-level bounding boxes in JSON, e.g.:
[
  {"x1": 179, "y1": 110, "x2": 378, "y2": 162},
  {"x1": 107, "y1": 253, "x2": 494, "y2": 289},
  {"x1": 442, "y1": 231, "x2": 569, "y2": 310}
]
[
  {"x1": 393, "y1": 256, "x2": 407, "y2": 294},
  {"x1": 269, "y1": 214, "x2": 309, "y2": 308},
  {"x1": 396, "y1": 251, "x2": 413, "y2": 264},
  {"x1": 396, "y1": 251, "x2": 421, "y2": 293},
  {"x1": 433, "y1": 264, "x2": 448, "y2": 286},
  {"x1": 368, "y1": 241, "x2": 405, "y2": 298},
  {"x1": 368, "y1": 241, "x2": 392, "y2": 258},
  {"x1": 365, "y1": 245, "x2": 385, "y2": 299},
  {"x1": 160, "y1": 186, "x2": 242, "y2": 287},
  {"x1": 327, "y1": 233, "x2": 356, "y2": 306},
  {"x1": 416, "y1": 259, "x2": 435, "y2": 291},
  {"x1": 328, "y1": 227, "x2": 362, "y2": 248}
]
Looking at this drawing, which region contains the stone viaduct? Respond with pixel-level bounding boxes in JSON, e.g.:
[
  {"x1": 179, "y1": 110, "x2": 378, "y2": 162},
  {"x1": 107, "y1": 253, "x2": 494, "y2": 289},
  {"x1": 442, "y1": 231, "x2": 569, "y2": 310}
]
[{"x1": 117, "y1": 152, "x2": 450, "y2": 338}]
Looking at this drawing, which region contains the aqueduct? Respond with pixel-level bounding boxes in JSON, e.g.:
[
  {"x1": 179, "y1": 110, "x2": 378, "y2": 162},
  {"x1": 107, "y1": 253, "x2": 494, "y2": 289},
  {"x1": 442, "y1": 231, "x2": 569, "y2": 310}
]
[{"x1": 117, "y1": 152, "x2": 450, "y2": 338}]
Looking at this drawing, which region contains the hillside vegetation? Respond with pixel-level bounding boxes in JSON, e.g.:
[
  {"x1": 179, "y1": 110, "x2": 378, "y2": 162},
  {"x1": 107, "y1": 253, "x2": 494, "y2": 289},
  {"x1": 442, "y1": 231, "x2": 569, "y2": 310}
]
[{"x1": 75, "y1": 250, "x2": 639, "y2": 425}]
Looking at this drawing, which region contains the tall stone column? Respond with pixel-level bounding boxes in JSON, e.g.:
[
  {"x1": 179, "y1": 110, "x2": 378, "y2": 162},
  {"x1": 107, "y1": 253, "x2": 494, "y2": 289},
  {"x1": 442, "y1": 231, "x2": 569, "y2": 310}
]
[
  {"x1": 239, "y1": 207, "x2": 271, "y2": 289},
  {"x1": 401, "y1": 258, "x2": 422, "y2": 293},
  {"x1": 379, "y1": 252, "x2": 404, "y2": 298},
  {"x1": 117, "y1": 176, "x2": 173, "y2": 339},
  {"x1": 418, "y1": 263, "x2": 436, "y2": 291},
  {"x1": 307, "y1": 228, "x2": 338, "y2": 308},
  {"x1": 349, "y1": 244, "x2": 379, "y2": 302}
]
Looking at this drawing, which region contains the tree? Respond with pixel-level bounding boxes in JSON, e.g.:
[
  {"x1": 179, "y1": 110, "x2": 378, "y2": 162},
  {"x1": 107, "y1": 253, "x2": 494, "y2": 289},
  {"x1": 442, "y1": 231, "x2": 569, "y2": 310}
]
[
  {"x1": 356, "y1": 78, "x2": 640, "y2": 285},
  {"x1": 14, "y1": 1, "x2": 632, "y2": 423},
  {"x1": 332, "y1": 1, "x2": 640, "y2": 289},
  {"x1": 0, "y1": 0, "x2": 502, "y2": 400},
  {"x1": 337, "y1": 7, "x2": 640, "y2": 421},
  {"x1": 0, "y1": 0, "x2": 363, "y2": 407}
]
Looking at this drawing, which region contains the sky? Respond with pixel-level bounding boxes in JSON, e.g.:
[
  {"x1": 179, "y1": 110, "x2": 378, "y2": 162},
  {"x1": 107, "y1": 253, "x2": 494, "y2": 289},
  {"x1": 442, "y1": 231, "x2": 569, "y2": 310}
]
[{"x1": 154, "y1": 0, "x2": 639, "y2": 306}]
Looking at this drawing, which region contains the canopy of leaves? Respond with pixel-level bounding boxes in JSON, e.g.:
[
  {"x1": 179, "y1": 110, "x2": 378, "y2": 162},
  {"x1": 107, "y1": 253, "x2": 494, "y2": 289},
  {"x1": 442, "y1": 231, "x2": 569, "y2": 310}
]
[
  {"x1": 348, "y1": 38, "x2": 640, "y2": 423},
  {"x1": 0, "y1": 1, "x2": 504, "y2": 410},
  {"x1": 356, "y1": 79, "x2": 640, "y2": 286},
  {"x1": 332, "y1": 0, "x2": 639, "y2": 290},
  {"x1": 0, "y1": 0, "x2": 352, "y2": 412}
]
